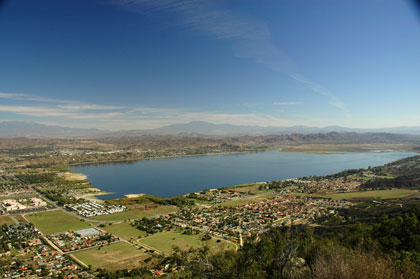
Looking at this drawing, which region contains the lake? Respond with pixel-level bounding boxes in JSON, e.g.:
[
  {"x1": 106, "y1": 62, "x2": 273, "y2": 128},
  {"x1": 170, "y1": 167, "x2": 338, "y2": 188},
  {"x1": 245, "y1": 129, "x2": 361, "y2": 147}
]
[{"x1": 71, "y1": 150, "x2": 417, "y2": 199}]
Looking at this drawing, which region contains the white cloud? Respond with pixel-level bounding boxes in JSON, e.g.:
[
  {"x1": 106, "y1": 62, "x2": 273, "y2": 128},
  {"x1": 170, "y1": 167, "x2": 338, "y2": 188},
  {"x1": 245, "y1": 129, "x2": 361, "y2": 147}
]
[
  {"x1": 0, "y1": 92, "x2": 73, "y2": 104},
  {"x1": 0, "y1": 92, "x2": 123, "y2": 111},
  {"x1": 0, "y1": 91, "x2": 303, "y2": 130},
  {"x1": 0, "y1": 106, "x2": 73, "y2": 117},
  {"x1": 91, "y1": 112, "x2": 301, "y2": 130},
  {"x1": 0, "y1": 92, "x2": 27, "y2": 99},
  {"x1": 0, "y1": 105, "x2": 125, "y2": 119},
  {"x1": 58, "y1": 104, "x2": 123, "y2": 110}
]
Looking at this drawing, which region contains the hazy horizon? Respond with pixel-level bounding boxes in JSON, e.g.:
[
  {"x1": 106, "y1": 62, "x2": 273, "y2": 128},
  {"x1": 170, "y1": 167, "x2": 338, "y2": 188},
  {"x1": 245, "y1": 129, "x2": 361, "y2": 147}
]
[{"x1": 3, "y1": 120, "x2": 420, "y2": 134}]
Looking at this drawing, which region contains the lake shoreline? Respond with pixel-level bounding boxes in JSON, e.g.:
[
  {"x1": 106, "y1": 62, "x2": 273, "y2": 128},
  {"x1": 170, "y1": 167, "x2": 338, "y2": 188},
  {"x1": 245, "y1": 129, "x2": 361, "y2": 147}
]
[
  {"x1": 278, "y1": 143, "x2": 420, "y2": 154},
  {"x1": 67, "y1": 150, "x2": 262, "y2": 167},
  {"x1": 70, "y1": 150, "x2": 417, "y2": 201}
]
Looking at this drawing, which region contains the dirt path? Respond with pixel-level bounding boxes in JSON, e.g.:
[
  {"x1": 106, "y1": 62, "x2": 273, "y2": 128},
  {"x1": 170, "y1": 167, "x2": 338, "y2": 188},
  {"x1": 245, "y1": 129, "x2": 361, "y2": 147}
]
[{"x1": 9, "y1": 215, "x2": 19, "y2": 225}]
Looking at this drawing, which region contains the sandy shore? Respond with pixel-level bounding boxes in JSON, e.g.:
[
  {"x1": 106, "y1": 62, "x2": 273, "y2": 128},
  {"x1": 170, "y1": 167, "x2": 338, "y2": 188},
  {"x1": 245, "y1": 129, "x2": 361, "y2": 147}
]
[
  {"x1": 125, "y1": 193, "x2": 145, "y2": 198},
  {"x1": 73, "y1": 187, "x2": 113, "y2": 203}
]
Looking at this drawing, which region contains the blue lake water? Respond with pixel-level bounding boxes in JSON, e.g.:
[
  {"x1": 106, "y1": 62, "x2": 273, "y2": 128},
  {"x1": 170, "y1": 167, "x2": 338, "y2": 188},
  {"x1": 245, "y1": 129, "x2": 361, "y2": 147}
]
[{"x1": 71, "y1": 150, "x2": 417, "y2": 199}]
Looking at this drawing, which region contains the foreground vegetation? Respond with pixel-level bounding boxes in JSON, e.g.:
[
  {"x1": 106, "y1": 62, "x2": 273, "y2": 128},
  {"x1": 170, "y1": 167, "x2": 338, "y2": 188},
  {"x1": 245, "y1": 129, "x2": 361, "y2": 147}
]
[
  {"x1": 96, "y1": 205, "x2": 420, "y2": 278},
  {"x1": 159, "y1": 205, "x2": 420, "y2": 279}
]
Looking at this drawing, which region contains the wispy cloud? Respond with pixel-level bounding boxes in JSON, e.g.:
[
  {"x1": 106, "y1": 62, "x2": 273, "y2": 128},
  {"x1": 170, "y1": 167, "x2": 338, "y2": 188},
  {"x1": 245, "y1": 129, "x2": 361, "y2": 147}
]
[
  {"x1": 0, "y1": 92, "x2": 74, "y2": 104},
  {"x1": 0, "y1": 92, "x2": 125, "y2": 120},
  {"x1": 113, "y1": 0, "x2": 270, "y2": 40},
  {"x1": 0, "y1": 105, "x2": 73, "y2": 117},
  {"x1": 0, "y1": 92, "x2": 123, "y2": 110},
  {"x1": 107, "y1": 112, "x2": 300, "y2": 130},
  {"x1": 241, "y1": 103, "x2": 258, "y2": 108},
  {"x1": 111, "y1": 0, "x2": 349, "y2": 117},
  {"x1": 58, "y1": 104, "x2": 123, "y2": 110},
  {"x1": 290, "y1": 73, "x2": 350, "y2": 118},
  {"x1": 125, "y1": 106, "x2": 301, "y2": 127},
  {"x1": 0, "y1": 105, "x2": 124, "y2": 119},
  {"x1": 273, "y1": 101, "x2": 303, "y2": 106},
  {"x1": 112, "y1": 0, "x2": 295, "y2": 73}
]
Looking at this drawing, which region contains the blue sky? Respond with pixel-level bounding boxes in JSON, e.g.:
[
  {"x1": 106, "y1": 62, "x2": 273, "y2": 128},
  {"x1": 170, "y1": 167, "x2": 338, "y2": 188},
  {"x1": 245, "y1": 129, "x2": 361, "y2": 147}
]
[{"x1": 0, "y1": 0, "x2": 419, "y2": 130}]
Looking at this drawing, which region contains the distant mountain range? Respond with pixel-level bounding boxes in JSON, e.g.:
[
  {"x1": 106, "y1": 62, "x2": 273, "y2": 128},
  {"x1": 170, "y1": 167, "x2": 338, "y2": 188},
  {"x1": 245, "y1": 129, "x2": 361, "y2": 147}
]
[
  {"x1": 101, "y1": 121, "x2": 420, "y2": 137},
  {"x1": 1, "y1": 120, "x2": 420, "y2": 138},
  {"x1": 149, "y1": 121, "x2": 420, "y2": 136}
]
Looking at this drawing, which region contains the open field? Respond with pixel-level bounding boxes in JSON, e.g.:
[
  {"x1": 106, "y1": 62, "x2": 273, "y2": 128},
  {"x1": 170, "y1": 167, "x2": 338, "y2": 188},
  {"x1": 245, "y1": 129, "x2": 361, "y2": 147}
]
[
  {"x1": 26, "y1": 210, "x2": 91, "y2": 234},
  {"x1": 138, "y1": 231, "x2": 237, "y2": 255},
  {"x1": 102, "y1": 222, "x2": 147, "y2": 240},
  {"x1": 0, "y1": 194, "x2": 37, "y2": 200},
  {"x1": 13, "y1": 215, "x2": 26, "y2": 223},
  {"x1": 72, "y1": 242, "x2": 150, "y2": 271},
  {"x1": 0, "y1": 216, "x2": 15, "y2": 225},
  {"x1": 278, "y1": 144, "x2": 418, "y2": 154},
  {"x1": 89, "y1": 205, "x2": 177, "y2": 221},
  {"x1": 219, "y1": 192, "x2": 277, "y2": 207},
  {"x1": 219, "y1": 197, "x2": 259, "y2": 207},
  {"x1": 59, "y1": 172, "x2": 87, "y2": 181},
  {"x1": 295, "y1": 188, "x2": 418, "y2": 200},
  {"x1": 228, "y1": 183, "x2": 265, "y2": 194},
  {"x1": 187, "y1": 198, "x2": 212, "y2": 206}
]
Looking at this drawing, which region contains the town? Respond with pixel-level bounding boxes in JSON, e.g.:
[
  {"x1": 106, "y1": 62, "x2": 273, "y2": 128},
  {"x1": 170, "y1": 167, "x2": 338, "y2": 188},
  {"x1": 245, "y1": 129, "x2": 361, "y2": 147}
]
[
  {"x1": 0, "y1": 197, "x2": 48, "y2": 214},
  {"x1": 0, "y1": 223, "x2": 96, "y2": 279},
  {"x1": 65, "y1": 202, "x2": 126, "y2": 217},
  {"x1": 137, "y1": 194, "x2": 352, "y2": 243},
  {"x1": 1, "y1": 144, "x2": 420, "y2": 278}
]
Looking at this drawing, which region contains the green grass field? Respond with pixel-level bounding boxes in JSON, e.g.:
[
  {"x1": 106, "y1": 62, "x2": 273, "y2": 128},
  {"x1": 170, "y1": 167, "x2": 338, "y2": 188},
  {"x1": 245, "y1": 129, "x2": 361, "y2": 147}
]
[
  {"x1": 102, "y1": 222, "x2": 147, "y2": 240},
  {"x1": 296, "y1": 188, "x2": 418, "y2": 200},
  {"x1": 138, "y1": 231, "x2": 237, "y2": 255},
  {"x1": 26, "y1": 210, "x2": 91, "y2": 234},
  {"x1": 219, "y1": 198, "x2": 258, "y2": 207},
  {"x1": 72, "y1": 242, "x2": 149, "y2": 271},
  {"x1": 89, "y1": 205, "x2": 177, "y2": 221}
]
